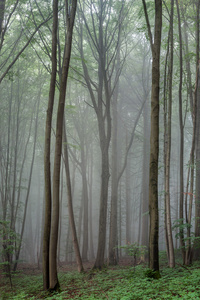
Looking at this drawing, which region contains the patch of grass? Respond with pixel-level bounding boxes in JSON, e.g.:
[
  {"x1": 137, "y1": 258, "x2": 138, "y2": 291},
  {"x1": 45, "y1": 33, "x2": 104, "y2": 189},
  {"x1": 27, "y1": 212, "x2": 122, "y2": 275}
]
[{"x1": 1, "y1": 263, "x2": 200, "y2": 299}]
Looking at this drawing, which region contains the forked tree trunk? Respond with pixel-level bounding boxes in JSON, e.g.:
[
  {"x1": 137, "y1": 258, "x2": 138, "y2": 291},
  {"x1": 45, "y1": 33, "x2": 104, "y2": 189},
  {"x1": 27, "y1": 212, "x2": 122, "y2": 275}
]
[
  {"x1": 43, "y1": 0, "x2": 58, "y2": 290},
  {"x1": 49, "y1": 0, "x2": 77, "y2": 290}
]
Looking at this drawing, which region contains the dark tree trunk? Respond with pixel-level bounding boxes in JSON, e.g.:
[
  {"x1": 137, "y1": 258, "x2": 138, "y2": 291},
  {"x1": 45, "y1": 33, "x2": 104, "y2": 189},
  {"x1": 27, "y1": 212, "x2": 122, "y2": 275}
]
[
  {"x1": 49, "y1": 0, "x2": 77, "y2": 290},
  {"x1": 43, "y1": 0, "x2": 58, "y2": 290},
  {"x1": 142, "y1": 0, "x2": 162, "y2": 273}
]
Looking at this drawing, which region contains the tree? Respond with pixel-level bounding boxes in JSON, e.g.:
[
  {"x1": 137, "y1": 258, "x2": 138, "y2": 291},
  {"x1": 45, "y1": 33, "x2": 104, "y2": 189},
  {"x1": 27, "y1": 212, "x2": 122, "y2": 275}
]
[
  {"x1": 63, "y1": 121, "x2": 84, "y2": 272},
  {"x1": 77, "y1": 0, "x2": 125, "y2": 269},
  {"x1": 49, "y1": 0, "x2": 77, "y2": 290},
  {"x1": 0, "y1": 0, "x2": 52, "y2": 83},
  {"x1": 43, "y1": 0, "x2": 58, "y2": 290},
  {"x1": 193, "y1": 0, "x2": 200, "y2": 261},
  {"x1": 176, "y1": 0, "x2": 185, "y2": 264},
  {"x1": 142, "y1": 0, "x2": 162, "y2": 273},
  {"x1": 163, "y1": 0, "x2": 175, "y2": 268},
  {"x1": 42, "y1": 0, "x2": 77, "y2": 291}
]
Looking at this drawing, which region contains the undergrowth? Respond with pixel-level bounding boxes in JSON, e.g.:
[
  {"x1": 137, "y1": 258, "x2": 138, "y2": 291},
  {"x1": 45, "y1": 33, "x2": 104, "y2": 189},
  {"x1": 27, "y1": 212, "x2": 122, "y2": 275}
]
[{"x1": 1, "y1": 262, "x2": 200, "y2": 299}]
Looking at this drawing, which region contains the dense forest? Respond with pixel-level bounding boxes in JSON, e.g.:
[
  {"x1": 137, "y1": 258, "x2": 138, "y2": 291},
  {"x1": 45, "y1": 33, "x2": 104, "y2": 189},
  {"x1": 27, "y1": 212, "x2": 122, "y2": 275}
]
[{"x1": 1, "y1": 0, "x2": 200, "y2": 298}]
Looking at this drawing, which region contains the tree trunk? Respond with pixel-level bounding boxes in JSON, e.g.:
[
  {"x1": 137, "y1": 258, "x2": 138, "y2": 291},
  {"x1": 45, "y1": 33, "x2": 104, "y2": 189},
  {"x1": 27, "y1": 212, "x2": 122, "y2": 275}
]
[
  {"x1": 108, "y1": 86, "x2": 118, "y2": 266},
  {"x1": 89, "y1": 145, "x2": 95, "y2": 260},
  {"x1": 43, "y1": 0, "x2": 58, "y2": 290},
  {"x1": 14, "y1": 96, "x2": 40, "y2": 271},
  {"x1": 49, "y1": 0, "x2": 77, "y2": 290},
  {"x1": 141, "y1": 100, "x2": 150, "y2": 251},
  {"x1": 164, "y1": 0, "x2": 175, "y2": 268},
  {"x1": 63, "y1": 121, "x2": 84, "y2": 272},
  {"x1": 176, "y1": 0, "x2": 185, "y2": 264},
  {"x1": 0, "y1": 0, "x2": 6, "y2": 40},
  {"x1": 143, "y1": 0, "x2": 162, "y2": 273}
]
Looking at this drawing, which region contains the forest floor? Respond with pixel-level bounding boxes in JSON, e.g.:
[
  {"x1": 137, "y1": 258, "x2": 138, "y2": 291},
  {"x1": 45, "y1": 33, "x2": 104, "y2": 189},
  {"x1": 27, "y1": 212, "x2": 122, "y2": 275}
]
[{"x1": 1, "y1": 255, "x2": 200, "y2": 299}]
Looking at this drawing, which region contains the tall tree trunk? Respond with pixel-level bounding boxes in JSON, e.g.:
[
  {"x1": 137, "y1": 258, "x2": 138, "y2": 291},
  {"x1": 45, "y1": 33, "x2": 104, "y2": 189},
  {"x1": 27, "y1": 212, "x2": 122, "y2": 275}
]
[
  {"x1": 176, "y1": 0, "x2": 185, "y2": 264},
  {"x1": 14, "y1": 96, "x2": 40, "y2": 271},
  {"x1": 164, "y1": 0, "x2": 175, "y2": 268},
  {"x1": 49, "y1": 0, "x2": 77, "y2": 290},
  {"x1": 81, "y1": 165, "x2": 89, "y2": 262},
  {"x1": 125, "y1": 132, "x2": 131, "y2": 245},
  {"x1": 89, "y1": 145, "x2": 95, "y2": 260},
  {"x1": 141, "y1": 100, "x2": 150, "y2": 251},
  {"x1": 142, "y1": 0, "x2": 162, "y2": 273},
  {"x1": 0, "y1": 0, "x2": 6, "y2": 39},
  {"x1": 43, "y1": 0, "x2": 58, "y2": 290},
  {"x1": 108, "y1": 85, "x2": 119, "y2": 265},
  {"x1": 63, "y1": 121, "x2": 84, "y2": 272},
  {"x1": 194, "y1": 66, "x2": 200, "y2": 260},
  {"x1": 194, "y1": 0, "x2": 200, "y2": 259}
]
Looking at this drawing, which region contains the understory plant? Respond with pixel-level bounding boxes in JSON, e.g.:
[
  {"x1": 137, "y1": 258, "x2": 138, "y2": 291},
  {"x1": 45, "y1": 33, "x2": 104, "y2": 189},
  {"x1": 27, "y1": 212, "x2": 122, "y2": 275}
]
[{"x1": 0, "y1": 220, "x2": 20, "y2": 288}]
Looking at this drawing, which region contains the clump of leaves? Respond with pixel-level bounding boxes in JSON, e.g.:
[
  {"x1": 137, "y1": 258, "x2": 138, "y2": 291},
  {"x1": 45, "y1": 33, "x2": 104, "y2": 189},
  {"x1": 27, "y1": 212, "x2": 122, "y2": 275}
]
[
  {"x1": 0, "y1": 220, "x2": 20, "y2": 288},
  {"x1": 118, "y1": 242, "x2": 147, "y2": 270},
  {"x1": 144, "y1": 268, "x2": 161, "y2": 279}
]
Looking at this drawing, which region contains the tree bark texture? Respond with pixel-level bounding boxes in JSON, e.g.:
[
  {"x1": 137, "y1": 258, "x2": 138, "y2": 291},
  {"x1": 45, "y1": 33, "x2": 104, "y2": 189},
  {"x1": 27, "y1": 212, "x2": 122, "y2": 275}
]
[
  {"x1": 143, "y1": 0, "x2": 162, "y2": 272},
  {"x1": 49, "y1": 0, "x2": 77, "y2": 290}
]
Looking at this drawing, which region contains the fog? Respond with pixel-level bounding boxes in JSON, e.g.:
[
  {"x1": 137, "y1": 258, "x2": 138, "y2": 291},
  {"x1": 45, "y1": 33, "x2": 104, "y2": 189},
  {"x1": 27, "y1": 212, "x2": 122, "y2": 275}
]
[{"x1": 0, "y1": 0, "x2": 199, "y2": 288}]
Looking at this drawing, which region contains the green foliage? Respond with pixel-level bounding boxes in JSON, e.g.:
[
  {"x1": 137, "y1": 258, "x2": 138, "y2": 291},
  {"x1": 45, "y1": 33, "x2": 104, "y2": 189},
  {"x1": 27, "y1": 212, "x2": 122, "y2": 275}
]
[
  {"x1": 1, "y1": 263, "x2": 200, "y2": 299},
  {"x1": 119, "y1": 242, "x2": 147, "y2": 260},
  {"x1": 0, "y1": 220, "x2": 20, "y2": 287},
  {"x1": 172, "y1": 219, "x2": 200, "y2": 250},
  {"x1": 144, "y1": 268, "x2": 161, "y2": 279}
]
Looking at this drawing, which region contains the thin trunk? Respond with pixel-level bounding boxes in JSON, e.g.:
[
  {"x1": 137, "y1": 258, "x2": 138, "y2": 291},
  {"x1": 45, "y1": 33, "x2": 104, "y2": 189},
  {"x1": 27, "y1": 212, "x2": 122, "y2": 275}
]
[
  {"x1": 176, "y1": 0, "x2": 185, "y2": 264},
  {"x1": 63, "y1": 121, "x2": 84, "y2": 272},
  {"x1": 80, "y1": 149, "x2": 89, "y2": 262},
  {"x1": 108, "y1": 86, "x2": 118, "y2": 265},
  {"x1": 49, "y1": 0, "x2": 77, "y2": 290},
  {"x1": 125, "y1": 132, "x2": 131, "y2": 245},
  {"x1": 88, "y1": 145, "x2": 95, "y2": 260},
  {"x1": 43, "y1": 0, "x2": 58, "y2": 290},
  {"x1": 14, "y1": 97, "x2": 40, "y2": 271},
  {"x1": 0, "y1": 0, "x2": 6, "y2": 39},
  {"x1": 164, "y1": 0, "x2": 175, "y2": 268},
  {"x1": 141, "y1": 100, "x2": 150, "y2": 251}
]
